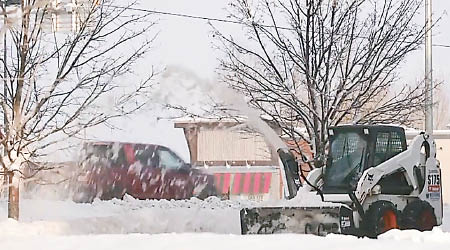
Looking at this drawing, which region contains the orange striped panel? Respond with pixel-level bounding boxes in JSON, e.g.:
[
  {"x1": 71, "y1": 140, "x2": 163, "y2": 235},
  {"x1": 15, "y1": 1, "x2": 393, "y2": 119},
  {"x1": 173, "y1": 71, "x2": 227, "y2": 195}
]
[
  {"x1": 214, "y1": 172, "x2": 273, "y2": 195},
  {"x1": 232, "y1": 173, "x2": 242, "y2": 194},
  {"x1": 253, "y1": 173, "x2": 262, "y2": 194},
  {"x1": 222, "y1": 173, "x2": 231, "y2": 193},
  {"x1": 263, "y1": 173, "x2": 272, "y2": 193},
  {"x1": 242, "y1": 173, "x2": 252, "y2": 194}
]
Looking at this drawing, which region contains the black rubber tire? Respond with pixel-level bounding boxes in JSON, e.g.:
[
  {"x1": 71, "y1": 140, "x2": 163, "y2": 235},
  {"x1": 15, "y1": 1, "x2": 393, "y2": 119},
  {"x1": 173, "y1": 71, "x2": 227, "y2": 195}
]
[
  {"x1": 72, "y1": 189, "x2": 96, "y2": 203},
  {"x1": 110, "y1": 185, "x2": 126, "y2": 199},
  {"x1": 196, "y1": 184, "x2": 218, "y2": 200},
  {"x1": 363, "y1": 200, "x2": 399, "y2": 238},
  {"x1": 71, "y1": 184, "x2": 97, "y2": 203},
  {"x1": 100, "y1": 184, "x2": 126, "y2": 200},
  {"x1": 401, "y1": 200, "x2": 437, "y2": 231}
]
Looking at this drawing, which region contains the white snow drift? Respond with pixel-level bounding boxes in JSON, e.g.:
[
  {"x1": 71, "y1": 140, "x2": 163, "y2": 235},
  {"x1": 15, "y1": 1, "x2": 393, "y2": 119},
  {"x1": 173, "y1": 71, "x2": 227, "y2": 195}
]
[{"x1": 0, "y1": 196, "x2": 449, "y2": 250}]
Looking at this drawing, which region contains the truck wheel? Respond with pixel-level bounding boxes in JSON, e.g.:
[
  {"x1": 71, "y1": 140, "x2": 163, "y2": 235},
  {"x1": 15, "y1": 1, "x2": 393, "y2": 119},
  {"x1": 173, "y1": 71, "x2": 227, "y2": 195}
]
[
  {"x1": 72, "y1": 185, "x2": 96, "y2": 203},
  {"x1": 72, "y1": 192, "x2": 95, "y2": 203},
  {"x1": 402, "y1": 200, "x2": 437, "y2": 231},
  {"x1": 364, "y1": 200, "x2": 399, "y2": 238},
  {"x1": 110, "y1": 185, "x2": 126, "y2": 200},
  {"x1": 196, "y1": 185, "x2": 217, "y2": 200},
  {"x1": 101, "y1": 185, "x2": 125, "y2": 200}
]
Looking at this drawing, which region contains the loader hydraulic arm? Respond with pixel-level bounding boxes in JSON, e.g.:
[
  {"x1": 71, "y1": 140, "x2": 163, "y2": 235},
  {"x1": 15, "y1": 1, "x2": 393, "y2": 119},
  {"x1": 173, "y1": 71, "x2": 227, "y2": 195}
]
[{"x1": 354, "y1": 133, "x2": 436, "y2": 203}]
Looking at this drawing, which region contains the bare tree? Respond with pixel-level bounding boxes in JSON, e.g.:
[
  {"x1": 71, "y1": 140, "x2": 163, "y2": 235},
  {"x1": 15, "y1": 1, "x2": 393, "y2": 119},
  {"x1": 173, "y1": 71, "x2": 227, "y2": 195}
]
[
  {"x1": 433, "y1": 86, "x2": 450, "y2": 130},
  {"x1": 214, "y1": 0, "x2": 428, "y2": 173},
  {"x1": 0, "y1": 0, "x2": 156, "y2": 219},
  {"x1": 406, "y1": 83, "x2": 450, "y2": 130}
]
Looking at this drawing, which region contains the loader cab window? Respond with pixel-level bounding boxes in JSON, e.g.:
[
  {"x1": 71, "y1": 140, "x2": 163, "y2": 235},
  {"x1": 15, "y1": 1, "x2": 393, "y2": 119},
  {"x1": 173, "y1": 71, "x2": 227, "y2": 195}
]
[
  {"x1": 374, "y1": 131, "x2": 404, "y2": 166},
  {"x1": 323, "y1": 131, "x2": 368, "y2": 193}
]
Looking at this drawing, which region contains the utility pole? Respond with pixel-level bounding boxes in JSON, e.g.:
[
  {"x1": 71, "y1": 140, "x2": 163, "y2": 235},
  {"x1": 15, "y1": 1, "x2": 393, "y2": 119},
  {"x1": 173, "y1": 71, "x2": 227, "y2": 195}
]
[{"x1": 425, "y1": 0, "x2": 433, "y2": 134}]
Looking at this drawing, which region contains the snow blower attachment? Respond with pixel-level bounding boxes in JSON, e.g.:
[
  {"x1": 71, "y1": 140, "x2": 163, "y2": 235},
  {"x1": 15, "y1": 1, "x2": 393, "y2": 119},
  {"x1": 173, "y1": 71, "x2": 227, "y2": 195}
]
[{"x1": 240, "y1": 125, "x2": 443, "y2": 237}]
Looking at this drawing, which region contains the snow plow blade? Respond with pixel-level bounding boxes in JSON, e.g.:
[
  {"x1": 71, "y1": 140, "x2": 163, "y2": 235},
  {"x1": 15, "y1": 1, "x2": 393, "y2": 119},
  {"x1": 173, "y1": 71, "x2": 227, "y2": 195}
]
[{"x1": 240, "y1": 205, "x2": 356, "y2": 235}]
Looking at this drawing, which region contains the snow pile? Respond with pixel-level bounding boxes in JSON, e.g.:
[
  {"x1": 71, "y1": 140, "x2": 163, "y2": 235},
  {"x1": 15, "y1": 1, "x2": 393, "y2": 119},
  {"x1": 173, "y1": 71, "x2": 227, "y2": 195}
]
[
  {"x1": 0, "y1": 196, "x2": 258, "y2": 236},
  {"x1": 0, "y1": 192, "x2": 336, "y2": 237},
  {"x1": 1, "y1": 229, "x2": 450, "y2": 250},
  {"x1": 1, "y1": 196, "x2": 449, "y2": 237},
  {"x1": 379, "y1": 228, "x2": 450, "y2": 244},
  {"x1": 441, "y1": 202, "x2": 450, "y2": 232},
  {"x1": 0, "y1": 197, "x2": 450, "y2": 250}
]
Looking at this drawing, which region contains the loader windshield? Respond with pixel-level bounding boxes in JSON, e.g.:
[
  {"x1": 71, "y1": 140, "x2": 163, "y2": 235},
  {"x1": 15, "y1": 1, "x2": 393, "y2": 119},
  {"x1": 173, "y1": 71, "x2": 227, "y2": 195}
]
[{"x1": 323, "y1": 132, "x2": 368, "y2": 193}]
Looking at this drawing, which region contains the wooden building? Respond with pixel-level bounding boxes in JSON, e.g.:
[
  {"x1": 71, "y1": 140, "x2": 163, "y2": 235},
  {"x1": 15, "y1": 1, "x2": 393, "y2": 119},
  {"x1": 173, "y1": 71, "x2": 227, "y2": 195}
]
[{"x1": 174, "y1": 118, "x2": 313, "y2": 201}]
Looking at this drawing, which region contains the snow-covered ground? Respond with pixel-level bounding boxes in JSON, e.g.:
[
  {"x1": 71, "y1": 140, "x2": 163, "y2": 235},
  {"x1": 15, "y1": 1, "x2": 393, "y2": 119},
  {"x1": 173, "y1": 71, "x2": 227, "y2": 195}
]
[{"x1": 0, "y1": 196, "x2": 449, "y2": 250}]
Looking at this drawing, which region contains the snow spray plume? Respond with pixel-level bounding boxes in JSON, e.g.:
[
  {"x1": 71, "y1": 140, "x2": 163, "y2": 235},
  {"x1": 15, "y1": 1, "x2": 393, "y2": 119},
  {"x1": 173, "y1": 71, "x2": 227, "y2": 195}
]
[{"x1": 159, "y1": 66, "x2": 287, "y2": 151}]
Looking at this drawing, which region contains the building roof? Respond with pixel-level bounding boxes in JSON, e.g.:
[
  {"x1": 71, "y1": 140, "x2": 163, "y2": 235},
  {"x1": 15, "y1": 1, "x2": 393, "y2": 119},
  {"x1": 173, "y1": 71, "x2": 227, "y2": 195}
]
[
  {"x1": 173, "y1": 116, "x2": 277, "y2": 128},
  {"x1": 173, "y1": 116, "x2": 245, "y2": 124}
]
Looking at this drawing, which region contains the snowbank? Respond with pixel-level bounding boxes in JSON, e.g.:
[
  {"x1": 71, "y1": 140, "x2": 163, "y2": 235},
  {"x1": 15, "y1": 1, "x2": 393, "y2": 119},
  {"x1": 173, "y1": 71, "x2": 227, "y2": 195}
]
[
  {"x1": 0, "y1": 190, "x2": 337, "y2": 236},
  {"x1": 1, "y1": 230, "x2": 450, "y2": 250},
  {"x1": 0, "y1": 196, "x2": 249, "y2": 235},
  {"x1": 0, "y1": 196, "x2": 449, "y2": 250}
]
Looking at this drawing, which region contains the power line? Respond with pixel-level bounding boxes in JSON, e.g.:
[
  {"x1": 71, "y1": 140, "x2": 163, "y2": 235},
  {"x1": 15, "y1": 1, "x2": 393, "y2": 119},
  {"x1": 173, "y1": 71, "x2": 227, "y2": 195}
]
[
  {"x1": 109, "y1": 5, "x2": 450, "y2": 49},
  {"x1": 433, "y1": 43, "x2": 450, "y2": 48},
  {"x1": 126, "y1": 8, "x2": 245, "y2": 26}
]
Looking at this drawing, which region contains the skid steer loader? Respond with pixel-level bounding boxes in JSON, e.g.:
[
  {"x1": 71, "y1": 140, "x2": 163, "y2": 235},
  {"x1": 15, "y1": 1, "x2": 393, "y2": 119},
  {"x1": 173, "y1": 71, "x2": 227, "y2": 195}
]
[{"x1": 240, "y1": 125, "x2": 443, "y2": 237}]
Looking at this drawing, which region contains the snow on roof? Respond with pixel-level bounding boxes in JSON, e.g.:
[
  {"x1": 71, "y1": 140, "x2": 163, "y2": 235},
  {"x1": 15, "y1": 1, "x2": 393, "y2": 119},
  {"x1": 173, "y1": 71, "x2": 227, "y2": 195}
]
[
  {"x1": 172, "y1": 115, "x2": 276, "y2": 125},
  {"x1": 172, "y1": 116, "x2": 245, "y2": 124}
]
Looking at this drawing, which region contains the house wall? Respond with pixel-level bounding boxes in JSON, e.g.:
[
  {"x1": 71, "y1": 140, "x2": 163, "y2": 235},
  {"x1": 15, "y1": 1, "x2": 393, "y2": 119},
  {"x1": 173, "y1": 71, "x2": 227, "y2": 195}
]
[
  {"x1": 436, "y1": 139, "x2": 450, "y2": 204},
  {"x1": 4, "y1": 0, "x2": 97, "y2": 33},
  {"x1": 50, "y1": 0, "x2": 96, "y2": 32},
  {"x1": 197, "y1": 128, "x2": 272, "y2": 163}
]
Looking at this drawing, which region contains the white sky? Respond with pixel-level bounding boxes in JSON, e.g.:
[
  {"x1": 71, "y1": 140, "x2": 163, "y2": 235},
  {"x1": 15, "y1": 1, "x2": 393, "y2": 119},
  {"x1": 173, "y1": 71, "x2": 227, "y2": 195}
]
[
  {"x1": 147, "y1": 0, "x2": 450, "y2": 82},
  {"x1": 88, "y1": 0, "x2": 450, "y2": 161}
]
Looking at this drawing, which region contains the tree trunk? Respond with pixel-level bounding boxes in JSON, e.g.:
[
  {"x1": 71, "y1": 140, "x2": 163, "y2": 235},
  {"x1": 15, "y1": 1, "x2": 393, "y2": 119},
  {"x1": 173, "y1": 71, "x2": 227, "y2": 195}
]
[
  {"x1": 2, "y1": 173, "x2": 7, "y2": 198},
  {"x1": 8, "y1": 172, "x2": 19, "y2": 220}
]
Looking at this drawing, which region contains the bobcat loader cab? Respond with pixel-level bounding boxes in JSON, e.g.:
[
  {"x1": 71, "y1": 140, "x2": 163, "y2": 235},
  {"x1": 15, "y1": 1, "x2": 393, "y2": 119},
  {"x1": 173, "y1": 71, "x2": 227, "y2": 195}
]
[
  {"x1": 323, "y1": 125, "x2": 407, "y2": 194},
  {"x1": 240, "y1": 125, "x2": 443, "y2": 237}
]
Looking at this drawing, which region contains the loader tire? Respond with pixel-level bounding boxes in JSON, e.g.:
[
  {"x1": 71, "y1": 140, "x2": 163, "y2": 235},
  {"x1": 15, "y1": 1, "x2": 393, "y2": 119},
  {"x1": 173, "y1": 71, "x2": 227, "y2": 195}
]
[
  {"x1": 401, "y1": 200, "x2": 437, "y2": 231},
  {"x1": 364, "y1": 200, "x2": 399, "y2": 238}
]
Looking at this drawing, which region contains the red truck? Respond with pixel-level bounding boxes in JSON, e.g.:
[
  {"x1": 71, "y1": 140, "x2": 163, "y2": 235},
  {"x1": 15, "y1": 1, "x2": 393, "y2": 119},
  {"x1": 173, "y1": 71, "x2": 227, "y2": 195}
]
[{"x1": 71, "y1": 142, "x2": 217, "y2": 202}]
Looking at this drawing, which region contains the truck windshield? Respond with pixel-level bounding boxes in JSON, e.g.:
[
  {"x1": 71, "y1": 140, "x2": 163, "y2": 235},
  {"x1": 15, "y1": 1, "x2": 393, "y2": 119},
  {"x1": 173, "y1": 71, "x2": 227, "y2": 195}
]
[{"x1": 323, "y1": 132, "x2": 367, "y2": 193}]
